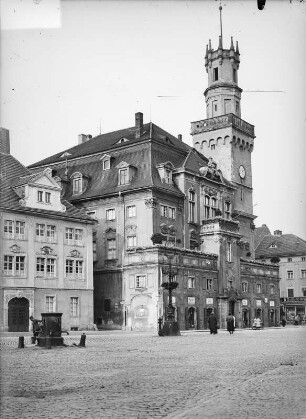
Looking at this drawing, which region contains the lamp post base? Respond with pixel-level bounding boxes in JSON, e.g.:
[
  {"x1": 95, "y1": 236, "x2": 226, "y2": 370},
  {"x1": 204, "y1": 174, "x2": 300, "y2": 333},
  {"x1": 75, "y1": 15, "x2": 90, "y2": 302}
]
[{"x1": 161, "y1": 321, "x2": 181, "y2": 336}]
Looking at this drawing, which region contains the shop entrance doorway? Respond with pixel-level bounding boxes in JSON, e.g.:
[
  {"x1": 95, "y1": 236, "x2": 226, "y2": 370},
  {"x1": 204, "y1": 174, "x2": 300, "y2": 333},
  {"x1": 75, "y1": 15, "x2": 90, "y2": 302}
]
[{"x1": 8, "y1": 297, "x2": 29, "y2": 332}]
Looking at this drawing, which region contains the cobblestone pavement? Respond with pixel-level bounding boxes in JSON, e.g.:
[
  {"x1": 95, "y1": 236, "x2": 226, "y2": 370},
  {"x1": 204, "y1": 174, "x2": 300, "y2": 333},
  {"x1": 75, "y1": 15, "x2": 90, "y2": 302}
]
[{"x1": 1, "y1": 327, "x2": 306, "y2": 419}]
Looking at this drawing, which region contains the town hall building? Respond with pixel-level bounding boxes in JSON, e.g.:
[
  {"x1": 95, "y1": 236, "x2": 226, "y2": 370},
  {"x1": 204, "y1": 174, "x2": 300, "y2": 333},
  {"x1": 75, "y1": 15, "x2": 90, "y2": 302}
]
[{"x1": 27, "y1": 31, "x2": 280, "y2": 331}]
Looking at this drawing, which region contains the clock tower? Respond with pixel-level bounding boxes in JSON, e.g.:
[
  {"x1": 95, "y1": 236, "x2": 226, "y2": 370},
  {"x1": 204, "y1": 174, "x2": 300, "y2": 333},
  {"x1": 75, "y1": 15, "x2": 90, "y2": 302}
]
[{"x1": 191, "y1": 11, "x2": 256, "y2": 254}]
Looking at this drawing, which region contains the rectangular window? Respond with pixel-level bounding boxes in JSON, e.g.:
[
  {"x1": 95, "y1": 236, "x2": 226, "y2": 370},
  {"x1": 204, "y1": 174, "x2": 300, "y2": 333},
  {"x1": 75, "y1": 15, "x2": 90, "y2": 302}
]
[
  {"x1": 233, "y1": 68, "x2": 237, "y2": 83},
  {"x1": 211, "y1": 197, "x2": 217, "y2": 218},
  {"x1": 75, "y1": 229, "x2": 83, "y2": 245},
  {"x1": 106, "y1": 208, "x2": 116, "y2": 221},
  {"x1": 188, "y1": 191, "x2": 196, "y2": 223},
  {"x1": 303, "y1": 289, "x2": 306, "y2": 297},
  {"x1": 37, "y1": 190, "x2": 43, "y2": 202},
  {"x1": 4, "y1": 220, "x2": 14, "y2": 238},
  {"x1": 75, "y1": 260, "x2": 83, "y2": 278},
  {"x1": 119, "y1": 168, "x2": 128, "y2": 185},
  {"x1": 160, "y1": 205, "x2": 168, "y2": 217},
  {"x1": 287, "y1": 271, "x2": 294, "y2": 279},
  {"x1": 15, "y1": 221, "x2": 25, "y2": 239},
  {"x1": 242, "y1": 282, "x2": 248, "y2": 292},
  {"x1": 70, "y1": 297, "x2": 79, "y2": 317},
  {"x1": 66, "y1": 260, "x2": 74, "y2": 277},
  {"x1": 107, "y1": 239, "x2": 116, "y2": 259},
  {"x1": 288, "y1": 289, "x2": 294, "y2": 298},
  {"x1": 270, "y1": 285, "x2": 275, "y2": 295},
  {"x1": 188, "y1": 277, "x2": 195, "y2": 289},
  {"x1": 126, "y1": 205, "x2": 136, "y2": 218},
  {"x1": 226, "y1": 242, "x2": 232, "y2": 262},
  {"x1": 225, "y1": 202, "x2": 231, "y2": 220},
  {"x1": 102, "y1": 159, "x2": 110, "y2": 170},
  {"x1": 45, "y1": 192, "x2": 51, "y2": 203},
  {"x1": 46, "y1": 258, "x2": 55, "y2": 278},
  {"x1": 36, "y1": 257, "x2": 45, "y2": 274},
  {"x1": 206, "y1": 278, "x2": 213, "y2": 290},
  {"x1": 46, "y1": 225, "x2": 56, "y2": 242},
  {"x1": 288, "y1": 257, "x2": 292, "y2": 262},
  {"x1": 136, "y1": 275, "x2": 146, "y2": 288},
  {"x1": 36, "y1": 224, "x2": 45, "y2": 240},
  {"x1": 204, "y1": 196, "x2": 210, "y2": 219},
  {"x1": 301, "y1": 270, "x2": 306, "y2": 279},
  {"x1": 256, "y1": 284, "x2": 262, "y2": 293},
  {"x1": 213, "y1": 67, "x2": 218, "y2": 81},
  {"x1": 168, "y1": 207, "x2": 176, "y2": 219},
  {"x1": 302, "y1": 257, "x2": 306, "y2": 262},
  {"x1": 164, "y1": 169, "x2": 171, "y2": 184},
  {"x1": 73, "y1": 177, "x2": 82, "y2": 194},
  {"x1": 66, "y1": 227, "x2": 74, "y2": 243},
  {"x1": 4, "y1": 255, "x2": 13, "y2": 274},
  {"x1": 45, "y1": 296, "x2": 55, "y2": 312},
  {"x1": 127, "y1": 236, "x2": 137, "y2": 248},
  {"x1": 15, "y1": 256, "x2": 25, "y2": 276}
]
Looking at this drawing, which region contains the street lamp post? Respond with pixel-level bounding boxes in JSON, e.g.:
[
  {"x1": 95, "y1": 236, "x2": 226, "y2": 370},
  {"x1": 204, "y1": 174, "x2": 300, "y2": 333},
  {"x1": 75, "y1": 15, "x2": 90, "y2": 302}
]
[
  {"x1": 151, "y1": 233, "x2": 181, "y2": 336},
  {"x1": 160, "y1": 250, "x2": 181, "y2": 336}
]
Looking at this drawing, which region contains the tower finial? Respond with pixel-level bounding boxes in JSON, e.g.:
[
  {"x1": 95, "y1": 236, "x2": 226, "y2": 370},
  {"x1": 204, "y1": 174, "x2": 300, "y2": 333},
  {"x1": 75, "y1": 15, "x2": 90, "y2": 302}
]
[{"x1": 219, "y1": 2, "x2": 223, "y2": 42}]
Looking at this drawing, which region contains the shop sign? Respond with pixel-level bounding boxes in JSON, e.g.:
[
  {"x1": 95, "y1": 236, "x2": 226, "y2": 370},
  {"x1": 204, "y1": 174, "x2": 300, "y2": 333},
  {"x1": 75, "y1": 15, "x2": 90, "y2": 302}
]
[
  {"x1": 270, "y1": 301, "x2": 275, "y2": 307},
  {"x1": 188, "y1": 297, "x2": 195, "y2": 305},
  {"x1": 242, "y1": 299, "x2": 248, "y2": 306},
  {"x1": 256, "y1": 299, "x2": 262, "y2": 307},
  {"x1": 206, "y1": 298, "x2": 213, "y2": 305},
  {"x1": 283, "y1": 297, "x2": 306, "y2": 302}
]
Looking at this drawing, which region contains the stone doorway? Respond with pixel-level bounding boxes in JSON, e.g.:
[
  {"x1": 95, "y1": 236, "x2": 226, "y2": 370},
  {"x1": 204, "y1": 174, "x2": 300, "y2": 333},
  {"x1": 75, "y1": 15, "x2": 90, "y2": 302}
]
[
  {"x1": 8, "y1": 297, "x2": 29, "y2": 332},
  {"x1": 188, "y1": 307, "x2": 196, "y2": 329}
]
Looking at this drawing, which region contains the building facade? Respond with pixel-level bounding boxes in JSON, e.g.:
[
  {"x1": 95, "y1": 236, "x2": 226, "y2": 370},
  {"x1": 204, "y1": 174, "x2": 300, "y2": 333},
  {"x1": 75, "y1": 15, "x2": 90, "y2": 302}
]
[
  {"x1": 255, "y1": 225, "x2": 306, "y2": 322},
  {"x1": 0, "y1": 129, "x2": 96, "y2": 332}
]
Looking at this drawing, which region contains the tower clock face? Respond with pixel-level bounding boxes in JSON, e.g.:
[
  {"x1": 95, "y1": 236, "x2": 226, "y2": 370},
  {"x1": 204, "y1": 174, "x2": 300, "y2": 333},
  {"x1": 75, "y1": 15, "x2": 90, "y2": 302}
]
[{"x1": 239, "y1": 165, "x2": 246, "y2": 179}]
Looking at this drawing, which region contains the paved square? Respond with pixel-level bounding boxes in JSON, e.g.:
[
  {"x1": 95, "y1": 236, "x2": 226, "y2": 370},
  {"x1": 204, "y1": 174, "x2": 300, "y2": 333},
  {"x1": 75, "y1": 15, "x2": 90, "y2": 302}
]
[{"x1": 1, "y1": 327, "x2": 306, "y2": 418}]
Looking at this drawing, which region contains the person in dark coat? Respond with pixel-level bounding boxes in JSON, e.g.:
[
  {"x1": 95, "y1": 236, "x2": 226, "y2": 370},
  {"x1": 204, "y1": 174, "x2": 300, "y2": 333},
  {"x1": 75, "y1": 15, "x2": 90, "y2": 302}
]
[
  {"x1": 30, "y1": 316, "x2": 42, "y2": 340},
  {"x1": 226, "y1": 313, "x2": 235, "y2": 334},
  {"x1": 281, "y1": 316, "x2": 286, "y2": 327},
  {"x1": 208, "y1": 313, "x2": 218, "y2": 334}
]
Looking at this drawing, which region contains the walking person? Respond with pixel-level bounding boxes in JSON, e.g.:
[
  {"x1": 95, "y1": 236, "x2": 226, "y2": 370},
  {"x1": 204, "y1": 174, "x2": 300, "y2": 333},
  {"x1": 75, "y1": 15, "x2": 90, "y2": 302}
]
[
  {"x1": 281, "y1": 315, "x2": 286, "y2": 327},
  {"x1": 226, "y1": 313, "x2": 235, "y2": 334},
  {"x1": 208, "y1": 312, "x2": 218, "y2": 334}
]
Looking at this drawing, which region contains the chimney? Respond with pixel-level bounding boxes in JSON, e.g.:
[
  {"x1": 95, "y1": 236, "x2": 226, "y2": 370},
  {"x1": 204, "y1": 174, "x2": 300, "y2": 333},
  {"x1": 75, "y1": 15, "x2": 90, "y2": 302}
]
[
  {"x1": 0, "y1": 128, "x2": 10, "y2": 154},
  {"x1": 178, "y1": 134, "x2": 182, "y2": 141},
  {"x1": 274, "y1": 230, "x2": 282, "y2": 236},
  {"x1": 78, "y1": 134, "x2": 92, "y2": 145},
  {"x1": 135, "y1": 112, "x2": 143, "y2": 139}
]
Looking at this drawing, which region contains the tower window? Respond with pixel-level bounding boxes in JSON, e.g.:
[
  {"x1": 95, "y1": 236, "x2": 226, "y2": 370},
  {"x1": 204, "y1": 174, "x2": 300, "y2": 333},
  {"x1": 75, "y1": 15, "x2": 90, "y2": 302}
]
[
  {"x1": 233, "y1": 68, "x2": 237, "y2": 83},
  {"x1": 213, "y1": 67, "x2": 218, "y2": 81}
]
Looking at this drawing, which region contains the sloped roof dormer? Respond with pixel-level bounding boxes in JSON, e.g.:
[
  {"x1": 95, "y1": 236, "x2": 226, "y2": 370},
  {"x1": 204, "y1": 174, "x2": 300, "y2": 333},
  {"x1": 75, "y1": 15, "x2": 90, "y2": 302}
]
[
  {"x1": 12, "y1": 170, "x2": 66, "y2": 212},
  {"x1": 156, "y1": 161, "x2": 175, "y2": 185}
]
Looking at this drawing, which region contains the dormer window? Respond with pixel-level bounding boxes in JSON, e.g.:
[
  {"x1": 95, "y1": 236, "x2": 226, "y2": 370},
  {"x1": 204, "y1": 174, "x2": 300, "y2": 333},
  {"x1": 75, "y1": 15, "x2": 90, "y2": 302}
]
[
  {"x1": 101, "y1": 154, "x2": 111, "y2": 170},
  {"x1": 70, "y1": 172, "x2": 89, "y2": 195},
  {"x1": 119, "y1": 168, "x2": 128, "y2": 185},
  {"x1": 156, "y1": 162, "x2": 174, "y2": 185},
  {"x1": 116, "y1": 161, "x2": 137, "y2": 186},
  {"x1": 37, "y1": 190, "x2": 51, "y2": 204},
  {"x1": 38, "y1": 191, "x2": 43, "y2": 202},
  {"x1": 73, "y1": 176, "x2": 82, "y2": 194}
]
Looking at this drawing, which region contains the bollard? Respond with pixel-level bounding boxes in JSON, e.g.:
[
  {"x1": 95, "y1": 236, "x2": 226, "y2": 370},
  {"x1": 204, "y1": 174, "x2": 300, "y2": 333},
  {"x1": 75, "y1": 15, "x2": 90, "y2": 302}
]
[
  {"x1": 79, "y1": 333, "x2": 86, "y2": 347},
  {"x1": 18, "y1": 336, "x2": 25, "y2": 348}
]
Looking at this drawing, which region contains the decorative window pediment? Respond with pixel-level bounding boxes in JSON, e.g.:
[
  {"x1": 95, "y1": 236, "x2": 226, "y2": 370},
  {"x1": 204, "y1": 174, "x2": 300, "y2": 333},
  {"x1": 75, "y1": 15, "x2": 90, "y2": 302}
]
[
  {"x1": 37, "y1": 246, "x2": 56, "y2": 256},
  {"x1": 9, "y1": 244, "x2": 23, "y2": 253},
  {"x1": 69, "y1": 249, "x2": 83, "y2": 258}
]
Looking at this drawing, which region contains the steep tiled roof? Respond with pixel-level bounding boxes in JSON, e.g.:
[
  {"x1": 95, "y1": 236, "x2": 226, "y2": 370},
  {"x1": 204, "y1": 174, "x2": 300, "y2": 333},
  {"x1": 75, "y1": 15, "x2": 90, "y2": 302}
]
[
  {"x1": 28, "y1": 123, "x2": 190, "y2": 168},
  {"x1": 28, "y1": 121, "x2": 233, "y2": 203},
  {"x1": 0, "y1": 152, "x2": 94, "y2": 223},
  {"x1": 255, "y1": 232, "x2": 306, "y2": 258},
  {"x1": 254, "y1": 225, "x2": 271, "y2": 249}
]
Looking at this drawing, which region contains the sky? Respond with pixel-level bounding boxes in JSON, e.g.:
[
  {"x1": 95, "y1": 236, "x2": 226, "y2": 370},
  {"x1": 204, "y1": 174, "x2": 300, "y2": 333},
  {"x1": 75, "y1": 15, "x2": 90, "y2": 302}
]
[{"x1": 1, "y1": 0, "x2": 306, "y2": 240}]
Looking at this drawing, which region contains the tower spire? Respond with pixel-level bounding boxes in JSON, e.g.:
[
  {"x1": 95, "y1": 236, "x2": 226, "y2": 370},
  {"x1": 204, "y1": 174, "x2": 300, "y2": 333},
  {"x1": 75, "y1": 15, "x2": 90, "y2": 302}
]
[{"x1": 219, "y1": 2, "x2": 223, "y2": 43}]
